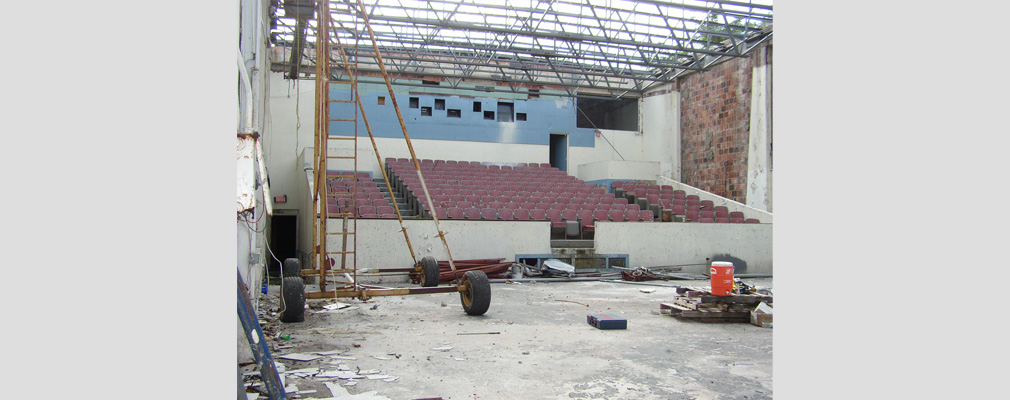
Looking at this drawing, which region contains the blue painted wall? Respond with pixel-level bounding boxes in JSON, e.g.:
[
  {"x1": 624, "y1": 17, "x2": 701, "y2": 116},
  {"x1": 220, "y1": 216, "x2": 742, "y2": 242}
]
[{"x1": 327, "y1": 88, "x2": 596, "y2": 147}]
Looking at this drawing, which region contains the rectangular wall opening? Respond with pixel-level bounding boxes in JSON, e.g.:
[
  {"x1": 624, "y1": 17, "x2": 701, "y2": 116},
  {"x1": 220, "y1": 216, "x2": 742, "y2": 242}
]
[
  {"x1": 409, "y1": 97, "x2": 419, "y2": 109},
  {"x1": 447, "y1": 109, "x2": 461, "y2": 118},
  {"x1": 497, "y1": 102, "x2": 514, "y2": 122},
  {"x1": 576, "y1": 97, "x2": 639, "y2": 130},
  {"x1": 434, "y1": 99, "x2": 445, "y2": 110}
]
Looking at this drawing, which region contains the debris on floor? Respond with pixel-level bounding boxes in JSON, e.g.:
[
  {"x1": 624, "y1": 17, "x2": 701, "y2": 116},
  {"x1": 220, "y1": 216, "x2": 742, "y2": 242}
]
[
  {"x1": 660, "y1": 286, "x2": 773, "y2": 323},
  {"x1": 277, "y1": 353, "x2": 323, "y2": 362},
  {"x1": 750, "y1": 302, "x2": 773, "y2": 328},
  {"x1": 540, "y1": 259, "x2": 576, "y2": 278},
  {"x1": 322, "y1": 302, "x2": 354, "y2": 311},
  {"x1": 622, "y1": 266, "x2": 708, "y2": 281},
  {"x1": 555, "y1": 299, "x2": 589, "y2": 307}
]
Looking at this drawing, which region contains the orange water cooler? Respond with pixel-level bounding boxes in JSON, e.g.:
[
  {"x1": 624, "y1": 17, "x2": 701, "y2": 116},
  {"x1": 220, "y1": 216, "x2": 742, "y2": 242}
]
[{"x1": 710, "y1": 261, "x2": 735, "y2": 296}]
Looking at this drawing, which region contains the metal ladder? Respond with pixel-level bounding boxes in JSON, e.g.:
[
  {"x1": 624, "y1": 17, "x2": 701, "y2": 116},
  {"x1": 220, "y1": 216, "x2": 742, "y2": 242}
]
[{"x1": 309, "y1": 0, "x2": 360, "y2": 294}]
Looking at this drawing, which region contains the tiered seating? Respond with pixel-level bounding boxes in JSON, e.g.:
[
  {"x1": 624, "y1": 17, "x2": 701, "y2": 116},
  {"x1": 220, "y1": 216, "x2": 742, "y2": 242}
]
[
  {"x1": 325, "y1": 172, "x2": 397, "y2": 219},
  {"x1": 385, "y1": 158, "x2": 655, "y2": 238},
  {"x1": 612, "y1": 181, "x2": 761, "y2": 224}
]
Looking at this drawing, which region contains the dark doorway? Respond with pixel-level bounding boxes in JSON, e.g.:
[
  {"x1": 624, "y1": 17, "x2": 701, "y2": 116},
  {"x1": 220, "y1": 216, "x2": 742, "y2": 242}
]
[
  {"x1": 268, "y1": 214, "x2": 297, "y2": 277},
  {"x1": 549, "y1": 133, "x2": 568, "y2": 172}
]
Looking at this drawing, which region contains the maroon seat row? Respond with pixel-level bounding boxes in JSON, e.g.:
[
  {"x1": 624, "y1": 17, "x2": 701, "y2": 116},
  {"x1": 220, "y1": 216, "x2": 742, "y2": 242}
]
[{"x1": 613, "y1": 180, "x2": 761, "y2": 224}]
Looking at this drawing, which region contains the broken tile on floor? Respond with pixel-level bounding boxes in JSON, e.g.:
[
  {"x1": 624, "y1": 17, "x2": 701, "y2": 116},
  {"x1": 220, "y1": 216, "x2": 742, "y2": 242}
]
[
  {"x1": 372, "y1": 355, "x2": 391, "y2": 360},
  {"x1": 358, "y1": 369, "x2": 380, "y2": 375},
  {"x1": 382, "y1": 377, "x2": 399, "y2": 382},
  {"x1": 318, "y1": 370, "x2": 365, "y2": 379},
  {"x1": 431, "y1": 346, "x2": 453, "y2": 352},
  {"x1": 278, "y1": 353, "x2": 323, "y2": 362},
  {"x1": 365, "y1": 375, "x2": 391, "y2": 380},
  {"x1": 323, "y1": 302, "x2": 353, "y2": 310},
  {"x1": 286, "y1": 368, "x2": 320, "y2": 376},
  {"x1": 316, "y1": 350, "x2": 344, "y2": 356}
]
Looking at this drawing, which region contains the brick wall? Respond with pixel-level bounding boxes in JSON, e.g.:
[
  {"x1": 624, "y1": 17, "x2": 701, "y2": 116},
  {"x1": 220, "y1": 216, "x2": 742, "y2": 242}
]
[{"x1": 679, "y1": 47, "x2": 765, "y2": 203}]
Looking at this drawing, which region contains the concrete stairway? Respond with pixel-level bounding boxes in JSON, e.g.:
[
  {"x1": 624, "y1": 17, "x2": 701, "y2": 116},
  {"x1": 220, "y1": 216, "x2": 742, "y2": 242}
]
[{"x1": 373, "y1": 178, "x2": 419, "y2": 219}]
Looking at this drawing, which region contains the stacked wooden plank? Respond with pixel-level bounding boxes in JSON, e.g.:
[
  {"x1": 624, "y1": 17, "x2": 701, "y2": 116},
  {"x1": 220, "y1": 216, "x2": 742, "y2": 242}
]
[{"x1": 660, "y1": 287, "x2": 773, "y2": 323}]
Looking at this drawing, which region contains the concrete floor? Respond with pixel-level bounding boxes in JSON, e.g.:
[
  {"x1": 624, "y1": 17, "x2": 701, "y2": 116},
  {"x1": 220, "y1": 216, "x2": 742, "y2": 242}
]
[{"x1": 244, "y1": 278, "x2": 773, "y2": 400}]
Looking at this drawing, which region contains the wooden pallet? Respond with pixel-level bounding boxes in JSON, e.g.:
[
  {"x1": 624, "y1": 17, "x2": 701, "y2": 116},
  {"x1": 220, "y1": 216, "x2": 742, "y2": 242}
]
[{"x1": 661, "y1": 291, "x2": 772, "y2": 323}]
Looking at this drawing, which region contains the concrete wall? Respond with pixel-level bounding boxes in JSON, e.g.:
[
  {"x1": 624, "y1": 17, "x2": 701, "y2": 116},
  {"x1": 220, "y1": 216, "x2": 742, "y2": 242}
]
[
  {"x1": 267, "y1": 72, "x2": 683, "y2": 182},
  {"x1": 323, "y1": 137, "x2": 549, "y2": 179},
  {"x1": 323, "y1": 219, "x2": 553, "y2": 283},
  {"x1": 641, "y1": 84, "x2": 680, "y2": 180},
  {"x1": 578, "y1": 160, "x2": 660, "y2": 183},
  {"x1": 328, "y1": 85, "x2": 596, "y2": 146},
  {"x1": 567, "y1": 87, "x2": 680, "y2": 180},
  {"x1": 262, "y1": 75, "x2": 315, "y2": 215},
  {"x1": 747, "y1": 45, "x2": 774, "y2": 213},
  {"x1": 595, "y1": 221, "x2": 772, "y2": 274},
  {"x1": 313, "y1": 217, "x2": 771, "y2": 281}
]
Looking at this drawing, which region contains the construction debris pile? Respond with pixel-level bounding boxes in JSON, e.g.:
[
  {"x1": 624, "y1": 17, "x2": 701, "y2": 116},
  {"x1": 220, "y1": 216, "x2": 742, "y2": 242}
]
[
  {"x1": 660, "y1": 286, "x2": 773, "y2": 324},
  {"x1": 620, "y1": 266, "x2": 710, "y2": 281}
]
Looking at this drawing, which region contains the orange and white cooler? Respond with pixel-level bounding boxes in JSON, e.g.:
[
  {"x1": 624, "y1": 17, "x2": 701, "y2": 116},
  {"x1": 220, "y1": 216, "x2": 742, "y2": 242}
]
[{"x1": 710, "y1": 261, "x2": 735, "y2": 296}]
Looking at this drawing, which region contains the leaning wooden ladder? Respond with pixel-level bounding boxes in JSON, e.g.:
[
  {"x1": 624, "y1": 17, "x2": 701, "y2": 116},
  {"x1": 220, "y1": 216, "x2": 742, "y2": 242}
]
[{"x1": 306, "y1": 0, "x2": 472, "y2": 302}]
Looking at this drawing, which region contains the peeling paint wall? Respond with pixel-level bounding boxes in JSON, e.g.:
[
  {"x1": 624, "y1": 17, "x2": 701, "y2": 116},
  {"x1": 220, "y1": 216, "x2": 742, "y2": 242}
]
[
  {"x1": 641, "y1": 85, "x2": 680, "y2": 181},
  {"x1": 236, "y1": 136, "x2": 257, "y2": 212},
  {"x1": 747, "y1": 45, "x2": 773, "y2": 213},
  {"x1": 595, "y1": 222, "x2": 772, "y2": 274}
]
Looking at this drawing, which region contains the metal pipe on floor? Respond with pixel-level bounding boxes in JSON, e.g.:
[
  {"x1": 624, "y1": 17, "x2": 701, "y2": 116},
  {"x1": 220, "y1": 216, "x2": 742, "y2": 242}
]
[
  {"x1": 489, "y1": 277, "x2": 612, "y2": 283},
  {"x1": 489, "y1": 277, "x2": 635, "y2": 283},
  {"x1": 605, "y1": 280, "x2": 683, "y2": 289}
]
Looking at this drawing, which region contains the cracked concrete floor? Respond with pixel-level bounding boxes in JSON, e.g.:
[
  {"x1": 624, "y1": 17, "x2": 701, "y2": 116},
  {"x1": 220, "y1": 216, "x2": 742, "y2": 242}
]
[{"x1": 243, "y1": 278, "x2": 772, "y2": 400}]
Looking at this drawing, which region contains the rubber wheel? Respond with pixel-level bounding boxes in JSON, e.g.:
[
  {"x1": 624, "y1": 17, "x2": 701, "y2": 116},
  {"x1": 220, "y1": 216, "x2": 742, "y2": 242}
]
[
  {"x1": 279, "y1": 276, "x2": 305, "y2": 323},
  {"x1": 459, "y1": 270, "x2": 491, "y2": 316},
  {"x1": 282, "y1": 258, "x2": 301, "y2": 278},
  {"x1": 420, "y1": 256, "x2": 440, "y2": 287}
]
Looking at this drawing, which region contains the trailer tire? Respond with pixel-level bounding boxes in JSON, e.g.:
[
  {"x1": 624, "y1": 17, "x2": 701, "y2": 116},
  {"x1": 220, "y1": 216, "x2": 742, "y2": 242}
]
[
  {"x1": 279, "y1": 276, "x2": 305, "y2": 323},
  {"x1": 420, "y1": 256, "x2": 440, "y2": 287},
  {"x1": 282, "y1": 258, "x2": 301, "y2": 278},
  {"x1": 460, "y1": 270, "x2": 491, "y2": 316}
]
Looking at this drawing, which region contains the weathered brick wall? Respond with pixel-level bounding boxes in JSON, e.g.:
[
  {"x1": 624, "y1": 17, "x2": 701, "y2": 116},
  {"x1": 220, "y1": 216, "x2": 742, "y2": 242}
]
[{"x1": 679, "y1": 47, "x2": 765, "y2": 203}]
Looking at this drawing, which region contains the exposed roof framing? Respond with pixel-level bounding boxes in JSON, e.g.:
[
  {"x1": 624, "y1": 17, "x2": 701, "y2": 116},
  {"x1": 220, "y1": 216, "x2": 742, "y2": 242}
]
[{"x1": 269, "y1": 0, "x2": 772, "y2": 98}]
